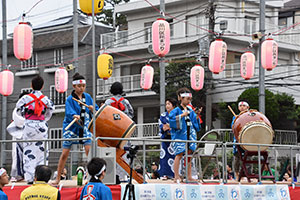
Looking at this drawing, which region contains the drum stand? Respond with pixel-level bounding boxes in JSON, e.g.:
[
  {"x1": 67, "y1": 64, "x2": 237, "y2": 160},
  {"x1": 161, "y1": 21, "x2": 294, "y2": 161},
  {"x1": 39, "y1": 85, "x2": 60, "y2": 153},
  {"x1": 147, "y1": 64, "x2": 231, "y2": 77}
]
[
  {"x1": 97, "y1": 140, "x2": 144, "y2": 184},
  {"x1": 238, "y1": 147, "x2": 275, "y2": 183}
]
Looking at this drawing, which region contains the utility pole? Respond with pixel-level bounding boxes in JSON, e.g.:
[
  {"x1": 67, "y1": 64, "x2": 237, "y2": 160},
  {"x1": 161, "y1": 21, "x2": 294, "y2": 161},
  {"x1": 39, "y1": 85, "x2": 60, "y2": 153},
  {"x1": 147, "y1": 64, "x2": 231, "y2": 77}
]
[
  {"x1": 159, "y1": 0, "x2": 166, "y2": 114},
  {"x1": 73, "y1": 0, "x2": 79, "y2": 72},
  {"x1": 258, "y1": 0, "x2": 265, "y2": 114},
  {"x1": 1, "y1": 0, "x2": 8, "y2": 166},
  {"x1": 91, "y1": 0, "x2": 96, "y2": 157},
  {"x1": 205, "y1": 0, "x2": 215, "y2": 131}
]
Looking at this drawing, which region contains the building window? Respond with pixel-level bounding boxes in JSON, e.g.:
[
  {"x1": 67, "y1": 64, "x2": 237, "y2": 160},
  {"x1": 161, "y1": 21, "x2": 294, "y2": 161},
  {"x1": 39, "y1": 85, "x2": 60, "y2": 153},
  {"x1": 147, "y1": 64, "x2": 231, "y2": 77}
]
[
  {"x1": 21, "y1": 88, "x2": 33, "y2": 94},
  {"x1": 144, "y1": 22, "x2": 152, "y2": 43},
  {"x1": 54, "y1": 49, "x2": 63, "y2": 65},
  {"x1": 21, "y1": 53, "x2": 38, "y2": 70},
  {"x1": 50, "y1": 85, "x2": 67, "y2": 105},
  {"x1": 244, "y1": 16, "x2": 256, "y2": 34},
  {"x1": 49, "y1": 128, "x2": 62, "y2": 149}
]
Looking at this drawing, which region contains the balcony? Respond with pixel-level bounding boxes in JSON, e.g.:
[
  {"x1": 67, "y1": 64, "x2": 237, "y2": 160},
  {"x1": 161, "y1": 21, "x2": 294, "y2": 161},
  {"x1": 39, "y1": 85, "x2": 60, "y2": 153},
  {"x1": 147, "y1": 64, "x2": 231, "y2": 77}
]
[
  {"x1": 100, "y1": 17, "x2": 300, "y2": 51},
  {"x1": 97, "y1": 74, "x2": 156, "y2": 96}
]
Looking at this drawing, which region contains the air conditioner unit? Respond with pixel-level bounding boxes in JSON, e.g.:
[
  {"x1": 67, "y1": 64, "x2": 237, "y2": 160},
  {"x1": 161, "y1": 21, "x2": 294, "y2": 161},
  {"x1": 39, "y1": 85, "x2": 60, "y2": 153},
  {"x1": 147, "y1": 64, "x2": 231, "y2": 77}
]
[{"x1": 88, "y1": 147, "x2": 116, "y2": 185}]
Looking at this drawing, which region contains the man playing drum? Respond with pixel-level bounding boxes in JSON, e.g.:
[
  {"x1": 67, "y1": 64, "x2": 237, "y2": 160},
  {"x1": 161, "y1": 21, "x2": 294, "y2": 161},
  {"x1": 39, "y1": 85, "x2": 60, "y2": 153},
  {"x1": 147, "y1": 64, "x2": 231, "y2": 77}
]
[
  {"x1": 53, "y1": 73, "x2": 99, "y2": 185},
  {"x1": 231, "y1": 101, "x2": 249, "y2": 180}
]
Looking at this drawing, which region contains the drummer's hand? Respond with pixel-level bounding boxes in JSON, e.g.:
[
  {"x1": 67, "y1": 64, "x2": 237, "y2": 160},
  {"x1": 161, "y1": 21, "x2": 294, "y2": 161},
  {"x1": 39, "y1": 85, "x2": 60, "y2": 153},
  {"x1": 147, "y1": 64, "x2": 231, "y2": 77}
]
[
  {"x1": 195, "y1": 107, "x2": 203, "y2": 115},
  {"x1": 163, "y1": 124, "x2": 170, "y2": 131},
  {"x1": 181, "y1": 111, "x2": 189, "y2": 117},
  {"x1": 87, "y1": 105, "x2": 93, "y2": 111},
  {"x1": 73, "y1": 115, "x2": 80, "y2": 120}
]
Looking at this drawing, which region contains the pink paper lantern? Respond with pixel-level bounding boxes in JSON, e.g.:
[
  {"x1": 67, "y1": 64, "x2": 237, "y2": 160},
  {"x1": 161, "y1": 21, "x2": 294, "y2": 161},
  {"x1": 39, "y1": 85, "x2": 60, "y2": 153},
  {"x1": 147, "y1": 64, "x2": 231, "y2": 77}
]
[
  {"x1": 55, "y1": 67, "x2": 68, "y2": 93},
  {"x1": 240, "y1": 51, "x2": 255, "y2": 80},
  {"x1": 140, "y1": 64, "x2": 154, "y2": 90},
  {"x1": 190, "y1": 64, "x2": 204, "y2": 91},
  {"x1": 209, "y1": 39, "x2": 227, "y2": 74},
  {"x1": 261, "y1": 38, "x2": 278, "y2": 71},
  {"x1": 0, "y1": 70, "x2": 14, "y2": 96},
  {"x1": 152, "y1": 18, "x2": 170, "y2": 57},
  {"x1": 13, "y1": 22, "x2": 33, "y2": 61}
]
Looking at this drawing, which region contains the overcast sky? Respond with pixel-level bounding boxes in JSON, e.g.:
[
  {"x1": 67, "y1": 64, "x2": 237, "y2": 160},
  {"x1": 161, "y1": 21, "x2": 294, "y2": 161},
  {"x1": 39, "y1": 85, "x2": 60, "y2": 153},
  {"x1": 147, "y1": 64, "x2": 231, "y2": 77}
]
[{"x1": 0, "y1": 0, "x2": 74, "y2": 39}]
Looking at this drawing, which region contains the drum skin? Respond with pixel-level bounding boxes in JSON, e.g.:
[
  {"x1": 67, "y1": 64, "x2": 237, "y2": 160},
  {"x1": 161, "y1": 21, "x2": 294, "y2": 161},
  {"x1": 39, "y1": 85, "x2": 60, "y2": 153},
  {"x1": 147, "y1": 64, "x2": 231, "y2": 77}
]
[
  {"x1": 232, "y1": 109, "x2": 274, "y2": 151},
  {"x1": 88, "y1": 104, "x2": 136, "y2": 149}
]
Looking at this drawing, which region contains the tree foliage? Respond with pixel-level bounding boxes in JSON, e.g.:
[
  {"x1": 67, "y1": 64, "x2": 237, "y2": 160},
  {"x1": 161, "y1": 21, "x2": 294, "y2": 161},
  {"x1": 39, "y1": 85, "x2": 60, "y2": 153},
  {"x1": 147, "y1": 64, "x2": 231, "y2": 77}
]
[
  {"x1": 95, "y1": 0, "x2": 130, "y2": 28},
  {"x1": 218, "y1": 87, "x2": 298, "y2": 130}
]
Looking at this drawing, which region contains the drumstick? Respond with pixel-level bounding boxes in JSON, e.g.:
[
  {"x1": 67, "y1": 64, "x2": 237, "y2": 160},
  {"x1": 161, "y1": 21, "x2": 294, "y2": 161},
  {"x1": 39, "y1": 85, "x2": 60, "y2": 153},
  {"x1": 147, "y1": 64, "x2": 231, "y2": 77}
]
[
  {"x1": 227, "y1": 105, "x2": 237, "y2": 117},
  {"x1": 72, "y1": 97, "x2": 89, "y2": 107},
  {"x1": 65, "y1": 118, "x2": 78, "y2": 131}
]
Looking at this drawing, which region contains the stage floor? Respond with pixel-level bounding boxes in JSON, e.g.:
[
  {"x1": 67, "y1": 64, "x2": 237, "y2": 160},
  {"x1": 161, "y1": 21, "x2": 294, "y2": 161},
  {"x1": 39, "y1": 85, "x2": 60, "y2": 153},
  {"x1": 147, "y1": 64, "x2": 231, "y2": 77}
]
[{"x1": 3, "y1": 179, "x2": 299, "y2": 200}]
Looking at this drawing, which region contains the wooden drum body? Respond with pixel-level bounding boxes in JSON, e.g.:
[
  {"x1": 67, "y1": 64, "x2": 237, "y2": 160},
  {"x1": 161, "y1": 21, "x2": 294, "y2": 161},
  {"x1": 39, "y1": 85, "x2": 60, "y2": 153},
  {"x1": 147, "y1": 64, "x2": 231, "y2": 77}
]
[
  {"x1": 88, "y1": 104, "x2": 136, "y2": 149},
  {"x1": 232, "y1": 109, "x2": 274, "y2": 151}
]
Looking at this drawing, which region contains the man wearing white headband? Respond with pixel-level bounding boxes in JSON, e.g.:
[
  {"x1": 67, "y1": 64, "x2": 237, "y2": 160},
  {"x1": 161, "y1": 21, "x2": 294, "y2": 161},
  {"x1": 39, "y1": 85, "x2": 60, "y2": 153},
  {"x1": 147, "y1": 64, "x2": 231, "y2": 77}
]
[
  {"x1": 231, "y1": 100, "x2": 250, "y2": 180},
  {"x1": 80, "y1": 157, "x2": 112, "y2": 200},
  {"x1": 0, "y1": 168, "x2": 9, "y2": 200},
  {"x1": 53, "y1": 73, "x2": 99, "y2": 186}
]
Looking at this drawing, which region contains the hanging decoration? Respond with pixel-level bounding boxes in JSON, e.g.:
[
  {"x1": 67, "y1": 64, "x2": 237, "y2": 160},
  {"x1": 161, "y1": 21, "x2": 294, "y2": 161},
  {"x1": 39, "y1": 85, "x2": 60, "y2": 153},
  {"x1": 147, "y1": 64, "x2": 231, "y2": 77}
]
[
  {"x1": 261, "y1": 38, "x2": 278, "y2": 71},
  {"x1": 140, "y1": 64, "x2": 154, "y2": 90},
  {"x1": 0, "y1": 70, "x2": 14, "y2": 96},
  {"x1": 97, "y1": 53, "x2": 114, "y2": 80},
  {"x1": 208, "y1": 39, "x2": 227, "y2": 74},
  {"x1": 55, "y1": 67, "x2": 68, "y2": 93},
  {"x1": 13, "y1": 22, "x2": 33, "y2": 61},
  {"x1": 240, "y1": 51, "x2": 255, "y2": 80},
  {"x1": 152, "y1": 18, "x2": 170, "y2": 57},
  {"x1": 190, "y1": 64, "x2": 204, "y2": 91},
  {"x1": 79, "y1": 0, "x2": 104, "y2": 15}
]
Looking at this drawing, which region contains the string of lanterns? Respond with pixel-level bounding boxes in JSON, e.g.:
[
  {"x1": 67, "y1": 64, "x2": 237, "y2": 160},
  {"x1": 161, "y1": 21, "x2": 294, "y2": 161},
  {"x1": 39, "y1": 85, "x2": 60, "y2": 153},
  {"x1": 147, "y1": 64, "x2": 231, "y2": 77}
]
[{"x1": 0, "y1": 1, "x2": 279, "y2": 96}]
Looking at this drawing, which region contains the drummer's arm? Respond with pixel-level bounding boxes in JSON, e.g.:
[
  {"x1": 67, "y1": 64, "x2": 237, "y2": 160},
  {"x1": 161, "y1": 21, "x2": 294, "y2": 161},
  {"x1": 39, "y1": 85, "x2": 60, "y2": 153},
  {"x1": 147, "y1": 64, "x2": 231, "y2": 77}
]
[
  {"x1": 65, "y1": 98, "x2": 77, "y2": 120},
  {"x1": 191, "y1": 111, "x2": 201, "y2": 132},
  {"x1": 169, "y1": 109, "x2": 182, "y2": 130}
]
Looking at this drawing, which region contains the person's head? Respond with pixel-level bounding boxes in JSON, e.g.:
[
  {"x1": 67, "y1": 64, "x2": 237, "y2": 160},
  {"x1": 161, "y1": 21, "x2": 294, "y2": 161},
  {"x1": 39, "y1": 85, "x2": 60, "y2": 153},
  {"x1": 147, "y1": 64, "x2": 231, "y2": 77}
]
[
  {"x1": 72, "y1": 73, "x2": 86, "y2": 95},
  {"x1": 151, "y1": 162, "x2": 158, "y2": 171},
  {"x1": 31, "y1": 75, "x2": 44, "y2": 91},
  {"x1": 110, "y1": 82, "x2": 124, "y2": 95},
  {"x1": 35, "y1": 165, "x2": 52, "y2": 183},
  {"x1": 176, "y1": 87, "x2": 192, "y2": 106},
  {"x1": 62, "y1": 168, "x2": 67, "y2": 175},
  {"x1": 226, "y1": 165, "x2": 232, "y2": 172},
  {"x1": 165, "y1": 98, "x2": 177, "y2": 113},
  {"x1": 151, "y1": 171, "x2": 160, "y2": 179},
  {"x1": 238, "y1": 101, "x2": 249, "y2": 112},
  {"x1": 283, "y1": 173, "x2": 290, "y2": 181},
  {"x1": 87, "y1": 157, "x2": 107, "y2": 181},
  {"x1": 0, "y1": 168, "x2": 9, "y2": 188}
]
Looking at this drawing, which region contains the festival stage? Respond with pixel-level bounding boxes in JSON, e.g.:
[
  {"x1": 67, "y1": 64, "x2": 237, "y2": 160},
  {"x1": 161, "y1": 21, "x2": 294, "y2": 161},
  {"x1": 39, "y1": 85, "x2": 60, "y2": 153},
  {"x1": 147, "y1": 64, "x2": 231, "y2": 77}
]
[{"x1": 3, "y1": 179, "x2": 300, "y2": 200}]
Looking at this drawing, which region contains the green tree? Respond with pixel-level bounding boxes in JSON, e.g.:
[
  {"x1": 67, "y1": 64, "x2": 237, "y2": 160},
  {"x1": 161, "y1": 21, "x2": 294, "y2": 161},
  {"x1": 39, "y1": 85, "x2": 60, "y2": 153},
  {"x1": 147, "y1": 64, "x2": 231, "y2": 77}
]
[
  {"x1": 95, "y1": 0, "x2": 130, "y2": 28},
  {"x1": 217, "y1": 87, "x2": 297, "y2": 130}
]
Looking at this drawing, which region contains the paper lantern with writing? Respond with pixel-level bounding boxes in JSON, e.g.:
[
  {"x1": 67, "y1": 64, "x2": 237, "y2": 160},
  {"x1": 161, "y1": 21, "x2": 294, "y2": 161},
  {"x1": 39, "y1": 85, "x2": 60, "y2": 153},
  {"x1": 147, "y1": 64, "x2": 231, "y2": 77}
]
[
  {"x1": 209, "y1": 39, "x2": 227, "y2": 74},
  {"x1": 190, "y1": 64, "x2": 204, "y2": 91},
  {"x1": 55, "y1": 67, "x2": 68, "y2": 93},
  {"x1": 79, "y1": 0, "x2": 104, "y2": 15},
  {"x1": 97, "y1": 53, "x2": 113, "y2": 80},
  {"x1": 0, "y1": 70, "x2": 14, "y2": 96},
  {"x1": 140, "y1": 64, "x2": 154, "y2": 90},
  {"x1": 152, "y1": 18, "x2": 170, "y2": 57},
  {"x1": 13, "y1": 22, "x2": 33, "y2": 61},
  {"x1": 240, "y1": 52, "x2": 255, "y2": 80},
  {"x1": 261, "y1": 38, "x2": 278, "y2": 71}
]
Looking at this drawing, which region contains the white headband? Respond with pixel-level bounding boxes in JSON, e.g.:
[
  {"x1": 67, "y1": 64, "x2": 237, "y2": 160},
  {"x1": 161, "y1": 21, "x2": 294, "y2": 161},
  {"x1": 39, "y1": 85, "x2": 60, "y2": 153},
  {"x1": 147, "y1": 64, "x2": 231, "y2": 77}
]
[
  {"x1": 238, "y1": 101, "x2": 249, "y2": 107},
  {"x1": 94, "y1": 165, "x2": 106, "y2": 180},
  {"x1": 0, "y1": 168, "x2": 6, "y2": 176},
  {"x1": 72, "y1": 79, "x2": 86, "y2": 85},
  {"x1": 180, "y1": 93, "x2": 192, "y2": 98}
]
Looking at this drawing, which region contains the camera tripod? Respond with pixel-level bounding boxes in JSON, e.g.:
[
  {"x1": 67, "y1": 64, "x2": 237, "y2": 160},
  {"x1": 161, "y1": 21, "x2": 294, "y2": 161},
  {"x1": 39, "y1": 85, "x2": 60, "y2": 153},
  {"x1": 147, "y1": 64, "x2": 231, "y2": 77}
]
[{"x1": 122, "y1": 146, "x2": 139, "y2": 200}]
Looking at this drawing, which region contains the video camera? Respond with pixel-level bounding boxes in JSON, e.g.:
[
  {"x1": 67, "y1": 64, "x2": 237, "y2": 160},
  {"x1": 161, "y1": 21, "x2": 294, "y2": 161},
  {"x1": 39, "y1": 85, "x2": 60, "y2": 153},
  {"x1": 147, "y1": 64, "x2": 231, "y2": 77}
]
[{"x1": 124, "y1": 145, "x2": 139, "y2": 159}]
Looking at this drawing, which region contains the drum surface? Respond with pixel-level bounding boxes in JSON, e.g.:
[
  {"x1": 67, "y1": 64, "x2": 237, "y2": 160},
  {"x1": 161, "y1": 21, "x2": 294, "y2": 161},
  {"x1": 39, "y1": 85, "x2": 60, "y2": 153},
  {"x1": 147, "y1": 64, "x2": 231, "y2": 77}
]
[
  {"x1": 232, "y1": 109, "x2": 274, "y2": 151},
  {"x1": 88, "y1": 104, "x2": 136, "y2": 149}
]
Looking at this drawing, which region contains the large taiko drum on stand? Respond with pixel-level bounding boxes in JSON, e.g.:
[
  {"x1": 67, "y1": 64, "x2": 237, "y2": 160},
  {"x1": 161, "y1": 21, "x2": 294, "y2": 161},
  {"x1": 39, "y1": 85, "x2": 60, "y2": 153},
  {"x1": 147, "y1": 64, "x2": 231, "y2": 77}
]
[
  {"x1": 88, "y1": 104, "x2": 136, "y2": 149},
  {"x1": 232, "y1": 109, "x2": 274, "y2": 151}
]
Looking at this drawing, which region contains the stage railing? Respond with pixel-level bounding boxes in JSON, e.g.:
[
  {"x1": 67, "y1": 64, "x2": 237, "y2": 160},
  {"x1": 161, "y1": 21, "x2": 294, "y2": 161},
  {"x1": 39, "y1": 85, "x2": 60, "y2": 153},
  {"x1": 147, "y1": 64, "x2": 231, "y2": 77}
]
[{"x1": 1, "y1": 136, "x2": 300, "y2": 184}]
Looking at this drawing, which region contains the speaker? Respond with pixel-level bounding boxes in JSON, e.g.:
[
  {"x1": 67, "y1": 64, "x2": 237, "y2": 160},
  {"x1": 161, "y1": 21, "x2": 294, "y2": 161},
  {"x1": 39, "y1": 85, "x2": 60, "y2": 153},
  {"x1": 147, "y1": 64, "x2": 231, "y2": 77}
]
[{"x1": 96, "y1": 147, "x2": 116, "y2": 184}]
